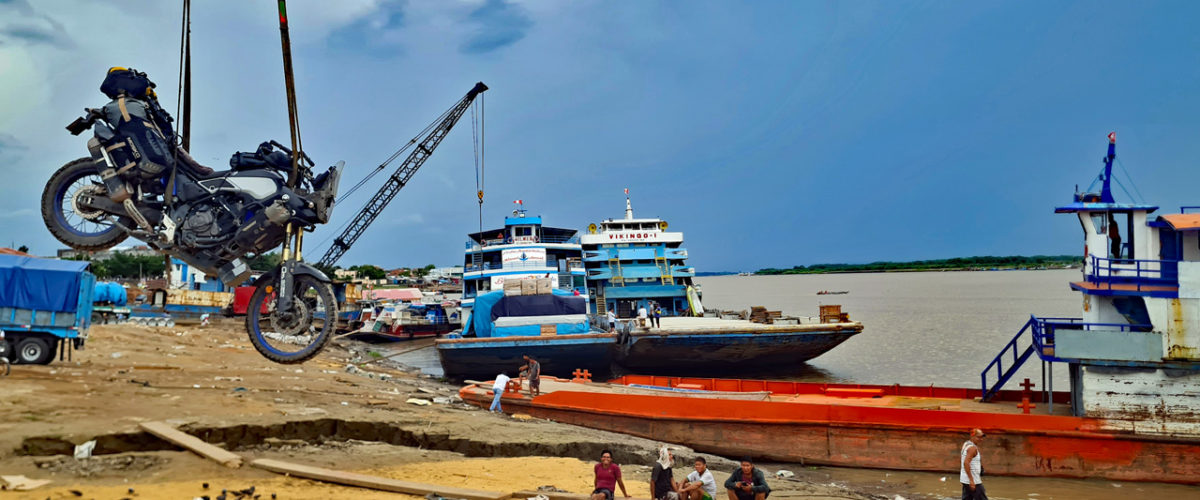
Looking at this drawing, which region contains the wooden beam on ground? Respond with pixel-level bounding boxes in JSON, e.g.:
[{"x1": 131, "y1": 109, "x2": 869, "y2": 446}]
[
  {"x1": 514, "y1": 491, "x2": 654, "y2": 500},
  {"x1": 139, "y1": 421, "x2": 243, "y2": 468},
  {"x1": 251, "y1": 458, "x2": 510, "y2": 500}
]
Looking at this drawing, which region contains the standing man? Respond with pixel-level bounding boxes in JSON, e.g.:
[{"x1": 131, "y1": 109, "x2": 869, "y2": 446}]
[
  {"x1": 519, "y1": 354, "x2": 541, "y2": 397},
  {"x1": 653, "y1": 303, "x2": 662, "y2": 328},
  {"x1": 607, "y1": 309, "x2": 617, "y2": 333},
  {"x1": 724, "y1": 457, "x2": 770, "y2": 500},
  {"x1": 960, "y1": 428, "x2": 987, "y2": 500},
  {"x1": 679, "y1": 457, "x2": 716, "y2": 500},
  {"x1": 489, "y1": 372, "x2": 511, "y2": 413}
]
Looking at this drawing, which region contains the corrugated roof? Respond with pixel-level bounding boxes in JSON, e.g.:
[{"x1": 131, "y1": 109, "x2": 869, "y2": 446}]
[{"x1": 1158, "y1": 213, "x2": 1200, "y2": 231}]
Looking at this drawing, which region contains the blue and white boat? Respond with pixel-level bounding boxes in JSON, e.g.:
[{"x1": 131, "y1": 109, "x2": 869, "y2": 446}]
[
  {"x1": 460, "y1": 206, "x2": 588, "y2": 316},
  {"x1": 580, "y1": 194, "x2": 699, "y2": 317}
]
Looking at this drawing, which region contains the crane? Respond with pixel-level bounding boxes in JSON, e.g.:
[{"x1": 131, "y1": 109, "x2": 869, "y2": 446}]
[{"x1": 316, "y1": 81, "x2": 488, "y2": 268}]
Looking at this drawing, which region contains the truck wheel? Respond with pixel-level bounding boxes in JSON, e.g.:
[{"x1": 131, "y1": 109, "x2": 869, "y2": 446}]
[{"x1": 15, "y1": 337, "x2": 53, "y2": 365}]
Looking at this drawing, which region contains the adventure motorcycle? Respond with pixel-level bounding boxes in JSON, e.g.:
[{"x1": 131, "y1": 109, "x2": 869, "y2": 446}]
[{"x1": 41, "y1": 68, "x2": 343, "y2": 363}]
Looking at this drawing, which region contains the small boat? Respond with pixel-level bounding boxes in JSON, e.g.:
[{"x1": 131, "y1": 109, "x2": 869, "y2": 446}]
[
  {"x1": 348, "y1": 301, "x2": 459, "y2": 343},
  {"x1": 457, "y1": 374, "x2": 1200, "y2": 483},
  {"x1": 816, "y1": 290, "x2": 849, "y2": 295}
]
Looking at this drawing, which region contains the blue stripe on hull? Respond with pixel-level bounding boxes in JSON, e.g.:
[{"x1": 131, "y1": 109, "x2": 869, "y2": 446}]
[
  {"x1": 436, "y1": 336, "x2": 616, "y2": 379},
  {"x1": 618, "y1": 330, "x2": 859, "y2": 372}
]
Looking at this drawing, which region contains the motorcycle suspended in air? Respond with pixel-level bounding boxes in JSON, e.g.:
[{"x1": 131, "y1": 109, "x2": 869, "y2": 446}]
[{"x1": 42, "y1": 67, "x2": 343, "y2": 364}]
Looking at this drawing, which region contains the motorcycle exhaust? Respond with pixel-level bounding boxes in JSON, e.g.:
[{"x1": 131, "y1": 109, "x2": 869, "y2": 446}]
[{"x1": 87, "y1": 138, "x2": 132, "y2": 203}]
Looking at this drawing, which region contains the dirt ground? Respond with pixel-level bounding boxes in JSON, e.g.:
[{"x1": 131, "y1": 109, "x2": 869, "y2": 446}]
[{"x1": 0, "y1": 321, "x2": 921, "y2": 499}]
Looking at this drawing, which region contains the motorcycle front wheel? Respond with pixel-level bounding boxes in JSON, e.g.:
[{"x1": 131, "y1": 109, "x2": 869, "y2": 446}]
[
  {"x1": 245, "y1": 272, "x2": 337, "y2": 364},
  {"x1": 41, "y1": 157, "x2": 130, "y2": 251}
]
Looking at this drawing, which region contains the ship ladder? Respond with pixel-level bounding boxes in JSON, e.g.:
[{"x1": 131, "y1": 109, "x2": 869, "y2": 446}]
[
  {"x1": 609, "y1": 258, "x2": 624, "y2": 286},
  {"x1": 980, "y1": 316, "x2": 1040, "y2": 402},
  {"x1": 656, "y1": 256, "x2": 674, "y2": 286}
]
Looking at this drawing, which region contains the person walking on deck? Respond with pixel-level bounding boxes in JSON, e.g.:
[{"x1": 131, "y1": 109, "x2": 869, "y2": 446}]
[
  {"x1": 960, "y1": 428, "x2": 988, "y2": 500},
  {"x1": 653, "y1": 304, "x2": 662, "y2": 328},
  {"x1": 607, "y1": 309, "x2": 617, "y2": 332},
  {"x1": 519, "y1": 354, "x2": 541, "y2": 397},
  {"x1": 489, "y1": 372, "x2": 511, "y2": 413}
]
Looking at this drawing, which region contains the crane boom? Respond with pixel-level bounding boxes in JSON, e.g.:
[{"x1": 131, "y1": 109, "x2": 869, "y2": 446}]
[{"x1": 317, "y1": 81, "x2": 488, "y2": 268}]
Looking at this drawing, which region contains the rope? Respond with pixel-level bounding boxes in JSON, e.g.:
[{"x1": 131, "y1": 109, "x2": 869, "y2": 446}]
[{"x1": 1114, "y1": 157, "x2": 1146, "y2": 203}]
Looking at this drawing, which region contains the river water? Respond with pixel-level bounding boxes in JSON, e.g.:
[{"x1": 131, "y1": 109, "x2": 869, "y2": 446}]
[
  {"x1": 695, "y1": 269, "x2": 1081, "y2": 388},
  {"x1": 388, "y1": 269, "x2": 1200, "y2": 498}
]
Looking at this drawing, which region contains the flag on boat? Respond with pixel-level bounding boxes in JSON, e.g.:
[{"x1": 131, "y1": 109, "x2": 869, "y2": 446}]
[
  {"x1": 513, "y1": 199, "x2": 523, "y2": 205},
  {"x1": 624, "y1": 188, "x2": 629, "y2": 195}
]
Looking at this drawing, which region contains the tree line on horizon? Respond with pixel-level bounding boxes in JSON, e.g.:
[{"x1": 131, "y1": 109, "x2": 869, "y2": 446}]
[{"x1": 756, "y1": 255, "x2": 1081, "y2": 275}]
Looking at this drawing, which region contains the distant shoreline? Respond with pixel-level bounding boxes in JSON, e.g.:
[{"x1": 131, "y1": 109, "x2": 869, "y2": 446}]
[{"x1": 753, "y1": 255, "x2": 1082, "y2": 276}]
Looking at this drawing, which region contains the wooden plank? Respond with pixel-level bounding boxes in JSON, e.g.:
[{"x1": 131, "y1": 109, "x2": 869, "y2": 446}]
[
  {"x1": 139, "y1": 421, "x2": 242, "y2": 468},
  {"x1": 251, "y1": 458, "x2": 509, "y2": 500}
]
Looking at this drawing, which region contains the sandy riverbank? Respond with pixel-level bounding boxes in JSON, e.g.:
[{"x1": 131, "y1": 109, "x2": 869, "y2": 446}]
[{"x1": 0, "y1": 321, "x2": 912, "y2": 499}]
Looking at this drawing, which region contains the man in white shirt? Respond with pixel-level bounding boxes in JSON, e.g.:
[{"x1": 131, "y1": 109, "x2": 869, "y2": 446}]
[
  {"x1": 960, "y1": 428, "x2": 987, "y2": 499},
  {"x1": 679, "y1": 456, "x2": 716, "y2": 500},
  {"x1": 607, "y1": 310, "x2": 617, "y2": 332},
  {"x1": 489, "y1": 373, "x2": 511, "y2": 413},
  {"x1": 637, "y1": 305, "x2": 649, "y2": 327}
]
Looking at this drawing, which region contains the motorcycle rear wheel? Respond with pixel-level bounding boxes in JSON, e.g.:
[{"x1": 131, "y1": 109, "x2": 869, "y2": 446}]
[
  {"x1": 41, "y1": 157, "x2": 130, "y2": 251},
  {"x1": 245, "y1": 273, "x2": 337, "y2": 364}
]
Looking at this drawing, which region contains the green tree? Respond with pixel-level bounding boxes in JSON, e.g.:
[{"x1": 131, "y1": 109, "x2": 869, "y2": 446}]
[
  {"x1": 415, "y1": 264, "x2": 436, "y2": 277},
  {"x1": 349, "y1": 264, "x2": 386, "y2": 280},
  {"x1": 248, "y1": 252, "x2": 281, "y2": 271}
]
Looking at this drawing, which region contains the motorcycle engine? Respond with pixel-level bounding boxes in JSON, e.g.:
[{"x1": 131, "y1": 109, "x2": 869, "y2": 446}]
[{"x1": 178, "y1": 200, "x2": 238, "y2": 249}]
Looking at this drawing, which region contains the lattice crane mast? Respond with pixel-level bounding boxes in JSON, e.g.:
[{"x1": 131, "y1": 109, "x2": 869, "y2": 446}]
[{"x1": 317, "y1": 82, "x2": 488, "y2": 268}]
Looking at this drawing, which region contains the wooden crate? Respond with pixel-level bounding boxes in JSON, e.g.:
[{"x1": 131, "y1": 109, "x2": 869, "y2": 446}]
[{"x1": 819, "y1": 305, "x2": 843, "y2": 323}]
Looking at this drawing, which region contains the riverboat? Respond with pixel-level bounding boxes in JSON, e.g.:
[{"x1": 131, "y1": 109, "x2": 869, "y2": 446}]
[
  {"x1": 460, "y1": 205, "x2": 588, "y2": 316},
  {"x1": 457, "y1": 134, "x2": 1200, "y2": 483},
  {"x1": 580, "y1": 192, "x2": 699, "y2": 317}
]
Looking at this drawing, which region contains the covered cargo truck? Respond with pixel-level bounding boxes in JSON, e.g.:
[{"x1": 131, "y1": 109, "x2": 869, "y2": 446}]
[{"x1": 0, "y1": 255, "x2": 94, "y2": 364}]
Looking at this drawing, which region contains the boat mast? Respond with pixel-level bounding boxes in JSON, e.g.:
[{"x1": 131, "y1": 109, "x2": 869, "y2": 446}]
[{"x1": 1100, "y1": 132, "x2": 1116, "y2": 203}]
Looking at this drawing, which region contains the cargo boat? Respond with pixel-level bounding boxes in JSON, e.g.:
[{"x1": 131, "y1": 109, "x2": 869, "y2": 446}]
[
  {"x1": 457, "y1": 374, "x2": 1199, "y2": 483},
  {"x1": 616, "y1": 316, "x2": 862, "y2": 374}
]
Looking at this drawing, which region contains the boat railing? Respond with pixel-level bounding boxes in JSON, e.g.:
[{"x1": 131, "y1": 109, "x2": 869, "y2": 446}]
[
  {"x1": 466, "y1": 261, "x2": 559, "y2": 272},
  {"x1": 1085, "y1": 255, "x2": 1177, "y2": 290},
  {"x1": 982, "y1": 315, "x2": 1153, "y2": 401}
]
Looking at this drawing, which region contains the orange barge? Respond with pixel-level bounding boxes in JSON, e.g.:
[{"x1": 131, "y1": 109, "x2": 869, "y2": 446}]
[{"x1": 459, "y1": 374, "x2": 1200, "y2": 484}]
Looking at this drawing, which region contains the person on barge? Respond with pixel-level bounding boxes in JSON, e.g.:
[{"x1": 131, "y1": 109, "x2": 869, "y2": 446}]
[{"x1": 723, "y1": 457, "x2": 770, "y2": 500}]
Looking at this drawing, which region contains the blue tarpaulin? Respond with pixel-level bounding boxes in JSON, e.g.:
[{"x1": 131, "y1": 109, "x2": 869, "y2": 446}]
[
  {"x1": 469, "y1": 289, "x2": 590, "y2": 338},
  {"x1": 0, "y1": 255, "x2": 89, "y2": 312}
]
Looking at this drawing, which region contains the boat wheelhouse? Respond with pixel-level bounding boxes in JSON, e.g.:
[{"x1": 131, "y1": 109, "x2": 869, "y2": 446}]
[
  {"x1": 982, "y1": 133, "x2": 1200, "y2": 436},
  {"x1": 580, "y1": 194, "x2": 699, "y2": 317},
  {"x1": 461, "y1": 207, "x2": 588, "y2": 316}
]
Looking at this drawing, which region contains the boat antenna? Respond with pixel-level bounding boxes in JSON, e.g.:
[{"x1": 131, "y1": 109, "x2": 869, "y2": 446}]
[
  {"x1": 1100, "y1": 132, "x2": 1116, "y2": 203},
  {"x1": 624, "y1": 188, "x2": 633, "y2": 220}
]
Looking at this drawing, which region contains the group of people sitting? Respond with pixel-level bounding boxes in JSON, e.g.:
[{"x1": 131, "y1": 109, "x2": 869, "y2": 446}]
[{"x1": 589, "y1": 447, "x2": 770, "y2": 500}]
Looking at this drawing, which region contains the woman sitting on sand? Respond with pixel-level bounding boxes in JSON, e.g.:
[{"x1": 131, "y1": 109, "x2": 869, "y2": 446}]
[{"x1": 591, "y1": 449, "x2": 630, "y2": 500}]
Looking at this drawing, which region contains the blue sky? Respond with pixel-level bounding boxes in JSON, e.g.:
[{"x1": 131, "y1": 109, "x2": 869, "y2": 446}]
[{"x1": 1, "y1": 1, "x2": 1199, "y2": 271}]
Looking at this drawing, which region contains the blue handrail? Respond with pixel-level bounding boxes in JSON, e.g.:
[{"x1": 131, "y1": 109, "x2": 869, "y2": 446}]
[{"x1": 1086, "y1": 255, "x2": 1178, "y2": 290}]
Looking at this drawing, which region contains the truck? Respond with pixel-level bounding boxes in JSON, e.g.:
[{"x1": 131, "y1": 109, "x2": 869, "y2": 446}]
[{"x1": 0, "y1": 254, "x2": 94, "y2": 364}]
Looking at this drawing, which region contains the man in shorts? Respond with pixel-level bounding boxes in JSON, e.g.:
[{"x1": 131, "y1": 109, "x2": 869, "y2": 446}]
[
  {"x1": 520, "y1": 354, "x2": 541, "y2": 397},
  {"x1": 679, "y1": 457, "x2": 717, "y2": 500}
]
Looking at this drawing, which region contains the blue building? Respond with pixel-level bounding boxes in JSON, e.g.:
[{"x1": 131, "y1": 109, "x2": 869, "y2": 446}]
[{"x1": 580, "y1": 196, "x2": 698, "y2": 317}]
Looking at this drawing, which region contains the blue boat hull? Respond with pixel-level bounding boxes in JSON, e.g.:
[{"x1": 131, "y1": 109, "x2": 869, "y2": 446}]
[
  {"x1": 436, "y1": 333, "x2": 618, "y2": 379},
  {"x1": 617, "y1": 329, "x2": 859, "y2": 374}
]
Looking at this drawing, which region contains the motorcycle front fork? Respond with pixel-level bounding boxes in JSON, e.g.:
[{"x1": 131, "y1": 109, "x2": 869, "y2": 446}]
[{"x1": 275, "y1": 223, "x2": 303, "y2": 311}]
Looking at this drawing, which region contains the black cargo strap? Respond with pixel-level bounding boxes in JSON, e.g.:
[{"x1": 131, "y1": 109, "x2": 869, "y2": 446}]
[{"x1": 104, "y1": 141, "x2": 126, "y2": 152}]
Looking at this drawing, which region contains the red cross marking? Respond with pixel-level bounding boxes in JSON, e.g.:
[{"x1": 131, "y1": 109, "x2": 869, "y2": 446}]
[{"x1": 1019, "y1": 397, "x2": 1036, "y2": 414}]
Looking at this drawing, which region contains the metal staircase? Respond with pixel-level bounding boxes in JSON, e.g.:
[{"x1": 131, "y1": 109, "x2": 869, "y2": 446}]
[
  {"x1": 980, "y1": 316, "x2": 1040, "y2": 401},
  {"x1": 656, "y1": 256, "x2": 674, "y2": 285}
]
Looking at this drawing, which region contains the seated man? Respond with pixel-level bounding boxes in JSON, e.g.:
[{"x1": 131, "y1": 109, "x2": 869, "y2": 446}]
[
  {"x1": 637, "y1": 305, "x2": 649, "y2": 327},
  {"x1": 650, "y1": 446, "x2": 679, "y2": 500},
  {"x1": 679, "y1": 457, "x2": 717, "y2": 500},
  {"x1": 724, "y1": 457, "x2": 770, "y2": 500}
]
